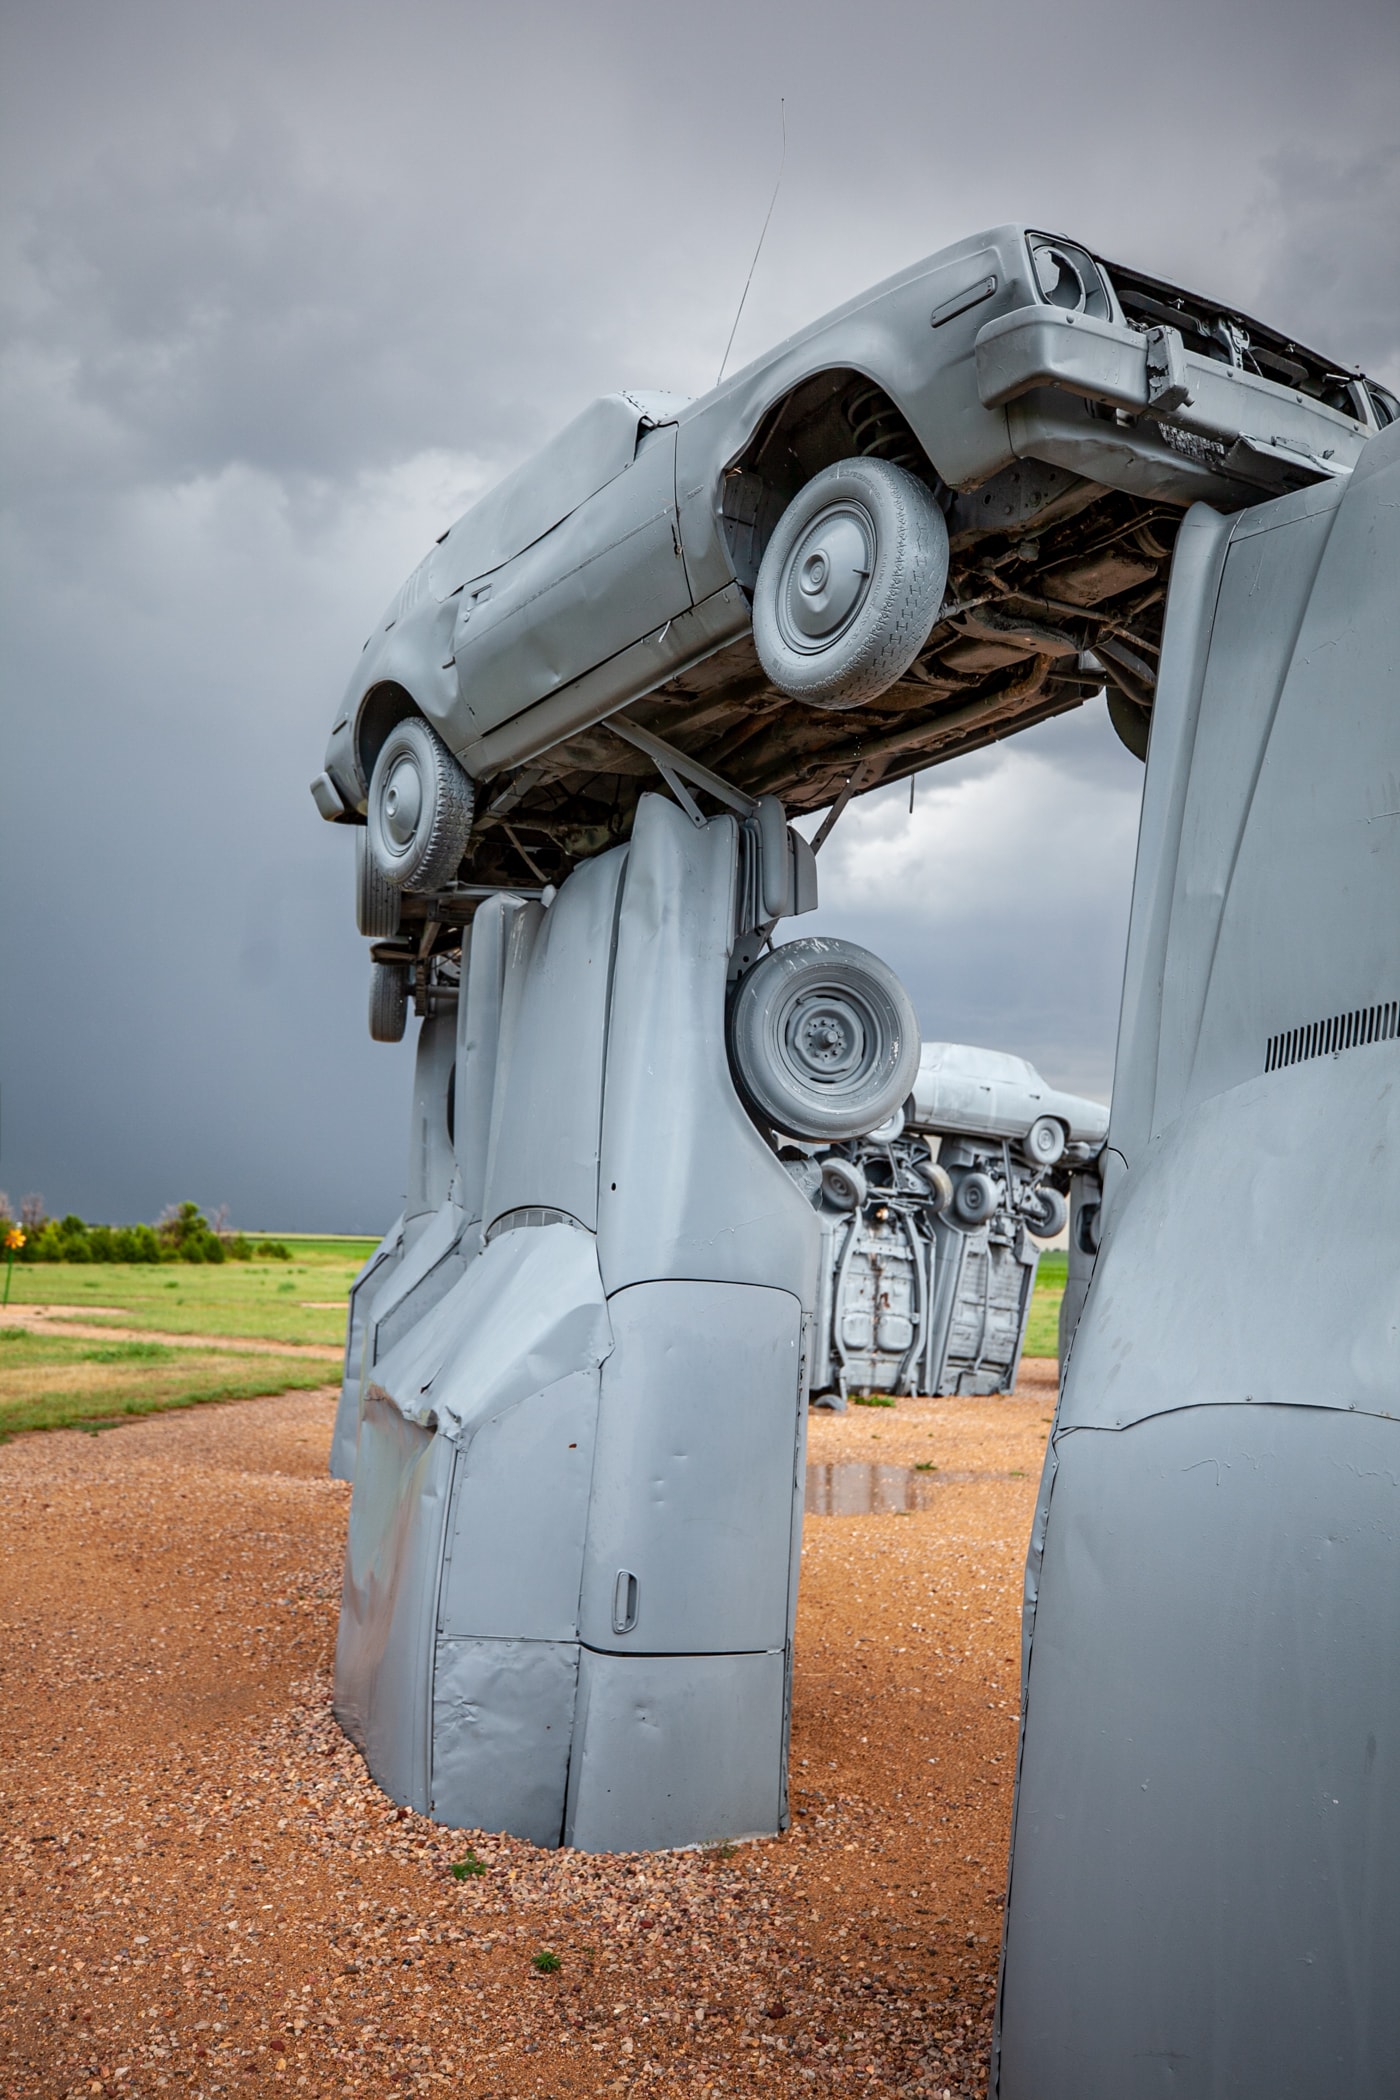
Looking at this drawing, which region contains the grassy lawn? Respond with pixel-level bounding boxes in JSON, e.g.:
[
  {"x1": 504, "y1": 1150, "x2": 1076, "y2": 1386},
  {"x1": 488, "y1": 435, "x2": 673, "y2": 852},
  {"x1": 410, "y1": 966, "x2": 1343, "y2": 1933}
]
[
  {"x1": 2, "y1": 1239, "x2": 378, "y2": 1346},
  {"x1": 1024, "y1": 1250, "x2": 1067, "y2": 1359},
  {"x1": 0, "y1": 1329, "x2": 335, "y2": 1442}
]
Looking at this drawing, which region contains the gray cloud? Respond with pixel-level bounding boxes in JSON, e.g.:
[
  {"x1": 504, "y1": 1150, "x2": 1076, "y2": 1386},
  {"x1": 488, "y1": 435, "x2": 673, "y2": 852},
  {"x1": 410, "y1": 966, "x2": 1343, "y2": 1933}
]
[{"x1": 2, "y1": 0, "x2": 1395, "y2": 1228}]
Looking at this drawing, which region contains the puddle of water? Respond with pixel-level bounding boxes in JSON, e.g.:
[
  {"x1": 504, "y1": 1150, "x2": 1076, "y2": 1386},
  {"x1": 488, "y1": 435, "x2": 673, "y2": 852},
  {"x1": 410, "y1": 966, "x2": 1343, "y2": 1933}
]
[{"x1": 804, "y1": 1462, "x2": 1023, "y2": 1515}]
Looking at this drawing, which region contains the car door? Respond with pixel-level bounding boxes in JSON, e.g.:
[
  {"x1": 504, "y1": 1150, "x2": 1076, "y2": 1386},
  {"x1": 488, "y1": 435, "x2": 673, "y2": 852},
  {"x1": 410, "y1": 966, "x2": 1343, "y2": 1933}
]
[{"x1": 448, "y1": 419, "x2": 692, "y2": 744}]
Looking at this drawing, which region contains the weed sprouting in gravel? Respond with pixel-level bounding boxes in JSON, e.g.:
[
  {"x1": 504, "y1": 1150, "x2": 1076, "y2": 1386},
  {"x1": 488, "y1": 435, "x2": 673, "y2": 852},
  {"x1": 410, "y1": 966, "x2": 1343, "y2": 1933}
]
[
  {"x1": 449, "y1": 1851, "x2": 486, "y2": 1880},
  {"x1": 531, "y1": 1949, "x2": 562, "y2": 1974}
]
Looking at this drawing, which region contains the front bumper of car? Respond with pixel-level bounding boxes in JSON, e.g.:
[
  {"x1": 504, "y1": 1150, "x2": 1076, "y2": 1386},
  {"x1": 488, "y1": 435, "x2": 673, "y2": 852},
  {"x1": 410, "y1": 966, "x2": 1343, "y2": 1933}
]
[{"x1": 976, "y1": 304, "x2": 1369, "y2": 494}]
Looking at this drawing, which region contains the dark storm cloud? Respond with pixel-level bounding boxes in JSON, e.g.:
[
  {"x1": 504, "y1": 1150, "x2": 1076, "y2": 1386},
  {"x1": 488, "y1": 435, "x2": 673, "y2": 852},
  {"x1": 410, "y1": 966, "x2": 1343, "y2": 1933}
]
[{"x1": 2, "y1": 0, "x2": 1396, "y2": 1227}]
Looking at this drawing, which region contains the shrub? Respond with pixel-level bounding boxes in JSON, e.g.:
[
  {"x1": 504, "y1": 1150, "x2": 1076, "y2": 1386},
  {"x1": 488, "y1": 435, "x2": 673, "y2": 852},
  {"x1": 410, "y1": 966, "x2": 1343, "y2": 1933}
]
[
  {"x1": 113, "y1": 1224, "x2": 161, "y2": 1263},
  {"x1": 157, "y1": 1200, "x2": 227, "y2": 1264},
  {"x1": 29, "y1": 1223, "x2": 66, "y2": 1263},
  {"x1": 254, "y1": 1239, "x2": 292, "y2": 1260}
]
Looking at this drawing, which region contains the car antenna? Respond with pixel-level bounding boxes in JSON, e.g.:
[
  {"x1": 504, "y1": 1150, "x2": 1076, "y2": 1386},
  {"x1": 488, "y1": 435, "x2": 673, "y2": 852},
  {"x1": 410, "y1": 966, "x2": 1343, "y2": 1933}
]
[{"x1": 716, "y1": 98, "x2": 786, "y2": 389}]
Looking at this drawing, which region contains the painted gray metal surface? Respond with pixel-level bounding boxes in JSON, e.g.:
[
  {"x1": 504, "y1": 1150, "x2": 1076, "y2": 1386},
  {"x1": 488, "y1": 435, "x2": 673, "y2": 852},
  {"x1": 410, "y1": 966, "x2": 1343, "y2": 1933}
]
[
  {"x1": 995, "y1": 422, "x2": 1400, "y2": 2094},
  {"x1": 908, "y1": 1041, "x2": 1106, "y2": 1150},
  {"x1": 805, "y1": 1047, "x2": 1105, "y2": 1400},
  {"x1": 322, "y1": 227, "x2": 1393, "y2": 2077},
  {"x1": 333, "y1": 793, "x2": 819, "y2": 1851},
  {"x1": 317, "y1": 229, "x2": 1390, "y2": 904}
]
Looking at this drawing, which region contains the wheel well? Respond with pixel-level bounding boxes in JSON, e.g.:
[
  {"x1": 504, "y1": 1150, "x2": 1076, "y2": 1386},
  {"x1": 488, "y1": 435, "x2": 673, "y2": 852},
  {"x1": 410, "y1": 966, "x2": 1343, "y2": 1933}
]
[
  {"x1": 355, "y1": 682, "x2": 421, "y2": 795},
  {"x1": 721, "y1": 369, "x2": 945, "y2": 588}
]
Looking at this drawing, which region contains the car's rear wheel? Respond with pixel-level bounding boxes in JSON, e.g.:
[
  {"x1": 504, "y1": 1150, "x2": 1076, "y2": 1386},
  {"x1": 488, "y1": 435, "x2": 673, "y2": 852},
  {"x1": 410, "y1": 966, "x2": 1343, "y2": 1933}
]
[
  {"x1": 367, "y1": 716, "x2": 475, "y2": 893},
  {"x1": 728, "y1": 936, "x2": 920, "y2": 1142},
  {"x1": 368, "y1": 958, "x2": 410, "y2": 1043},
  {"x1": 1021, "y1": 1115, "x2": 1066, "y2": 1168},
  {"x1": 356, "y1": 826, "x2": 401, "y2": 937},
  {"x1": 752, "y1": 457, "x2": 949, "y2": 710}
]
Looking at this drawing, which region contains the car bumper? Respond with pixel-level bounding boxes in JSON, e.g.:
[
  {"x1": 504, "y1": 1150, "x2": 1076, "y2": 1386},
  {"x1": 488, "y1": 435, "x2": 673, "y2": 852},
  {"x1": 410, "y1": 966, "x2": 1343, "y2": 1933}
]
[{"x1": 976, "y1": 305, "x2": 1367, "y2": 492}]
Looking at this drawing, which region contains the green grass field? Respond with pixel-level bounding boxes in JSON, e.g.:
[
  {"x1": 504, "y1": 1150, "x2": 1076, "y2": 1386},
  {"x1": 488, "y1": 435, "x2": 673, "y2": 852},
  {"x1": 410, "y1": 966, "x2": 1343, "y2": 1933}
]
[
  {"x1": 0, "y1": 1328, "x2": 336, "y2": 1442},
  {"x1": 0, "y1": 1233, "x2": 1068, "y2": 1440},
  {"x1": 2, "y1": 1239, "x2": 378, "y2": 1346},
  {"x1": 1024, "y1": 1249, "x2": 1067, "y2": 1358}
]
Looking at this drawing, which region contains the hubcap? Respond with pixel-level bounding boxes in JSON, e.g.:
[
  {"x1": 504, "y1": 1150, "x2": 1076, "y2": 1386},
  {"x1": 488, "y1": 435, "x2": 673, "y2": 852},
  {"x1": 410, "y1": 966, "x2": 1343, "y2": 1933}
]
[
  {"x1": 381, "y1": 755, "x2": 423, "y2": 851},
  {"x1": 784, "y1": 990, "x2": 873, "y2": 1086},
  {"x1": 777, "y1": 502, "x2": 875, "y2": 654}
]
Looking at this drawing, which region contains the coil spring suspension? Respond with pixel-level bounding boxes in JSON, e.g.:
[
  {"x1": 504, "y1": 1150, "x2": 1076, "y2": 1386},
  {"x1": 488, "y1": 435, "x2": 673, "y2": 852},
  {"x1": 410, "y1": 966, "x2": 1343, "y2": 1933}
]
[{"x1": 845, "y1": 382, "x2": 925, "y2": 474}]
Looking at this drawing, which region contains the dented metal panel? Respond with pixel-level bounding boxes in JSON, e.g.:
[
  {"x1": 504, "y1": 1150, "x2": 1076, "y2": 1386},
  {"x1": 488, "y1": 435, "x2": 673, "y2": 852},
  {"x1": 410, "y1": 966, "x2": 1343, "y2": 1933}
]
[
  {"x1": 477, "y1": 844, "x2": 625, "y2": 1234},
  {"x1": 563, "y1": 1648, "x2": 789, "y2": 1854},
  {"x1": 596, "y1": 794, "x2": 821, "y2": 1300},
  {"x1": 370, "y1": 1220, "x2": 613, "y2": 1443},
  {"x1": 429, "y1": 392, "x2": 670, "y2": 601},
  {"x1": 452, "y1": 426, "x2": 691, "y2": 742},
  {"x1": 333, "y1": 1397, "x2": 454, "y2": 1811},
  {"x1": 329, "y1": 1216, "x2": 403, "y2": 1481},
  {"x1": 998, "y1": 1405, "x2": 1400, "y2": 2099},
  {"x1": 578, "y1": 1280, "x2": 804, "y2": 1656},
  {"x1": 436, "y1": 1365, "x2": 600, "y2": 1643},
  {"x1": 431, "y1": 1637, "x2": 578, "y2": 1848}
]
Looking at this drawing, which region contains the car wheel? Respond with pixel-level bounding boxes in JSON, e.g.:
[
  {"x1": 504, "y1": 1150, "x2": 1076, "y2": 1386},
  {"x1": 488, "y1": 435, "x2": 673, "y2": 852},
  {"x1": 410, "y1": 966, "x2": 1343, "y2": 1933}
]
[
  {"x1": 1021, "y1": 1115, "x2": 1066, "y2": 1168},
  {"x1": 728, "y1": 937, "x2": 920, "y2": 1142},
  {"x1": 952, "y1": 1170, "x2": 998, "y2": 1227},
  {"x1": 356, "y1": 826, "x2": 401, "y2": 938},
  {"x1": 1024, "y1": 1185, "x2": 1069, "y2": 1240},
  {"x1": 367, "y1": 715, "x2": 475, "y2": 893},
  {"x1": 921, "y1": 1161, "x2": 955, "y2": 1215},
  {"x1": 752, "y1": 457, "x2": 949, "y2": 710},
  {"x1": 821, "y1": 1157, "x2": 869, "y2": 1211},
  {"x1": 368, "y1": 958, "x2": 410, "y2": 1043}
]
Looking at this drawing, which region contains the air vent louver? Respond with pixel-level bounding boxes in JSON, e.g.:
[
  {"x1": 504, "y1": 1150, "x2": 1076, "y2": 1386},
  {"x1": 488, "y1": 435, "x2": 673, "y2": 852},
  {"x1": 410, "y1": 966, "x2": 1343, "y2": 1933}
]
[{"x1": 1265, "y1": 999, "x2": 1398, "y2": 1074}]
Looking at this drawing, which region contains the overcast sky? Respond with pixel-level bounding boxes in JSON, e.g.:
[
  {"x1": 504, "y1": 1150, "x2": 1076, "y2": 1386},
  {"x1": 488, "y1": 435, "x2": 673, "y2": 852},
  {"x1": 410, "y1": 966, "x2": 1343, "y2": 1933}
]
[{"x1": 2, "y1": 0, "x2": 1397, "y2": 1231}]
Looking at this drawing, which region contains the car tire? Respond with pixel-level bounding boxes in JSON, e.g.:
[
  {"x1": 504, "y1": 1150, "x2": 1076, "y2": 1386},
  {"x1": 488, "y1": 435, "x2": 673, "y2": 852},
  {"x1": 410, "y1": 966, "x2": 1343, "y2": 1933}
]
[
  {"x1": 921, "y1": 1161, "x2": 955, "y2": 1215},
  {"x1": 1021, "y1": 1115, "x2": 1066, "y2": 1168},
  {"x1": 368, "y1": 958, "x2": 410, "y2": 1043},
  {"x1": 752, "y1": 457, "x2": 949, "y2": 710},
  {"x1": 728, "y1": 937, "x2": 920, "y2": 1142},
  {"x1": 367, "y1": 715, "x2": 475, "y2": 893},
  {"x1": 952, "y1": 1170, "x2": 998, "y2": 1227},
  {"x1": 821, "y1": 1157, "x2": 869, "y2": 1212},
  {"x1": 356, "y1": 826, "x2": 401, "y2": 938},
  {"x1": 1024, "y1": 1185, "x2": 1069, "y2": 1240}
]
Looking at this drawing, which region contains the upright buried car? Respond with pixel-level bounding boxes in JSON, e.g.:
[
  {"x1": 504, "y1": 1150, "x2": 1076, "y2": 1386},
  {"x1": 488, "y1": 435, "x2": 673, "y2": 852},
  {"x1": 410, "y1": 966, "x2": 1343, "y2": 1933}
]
[{"x1": 313, "y1": 222, "x2": 1391, "y2": 1037}]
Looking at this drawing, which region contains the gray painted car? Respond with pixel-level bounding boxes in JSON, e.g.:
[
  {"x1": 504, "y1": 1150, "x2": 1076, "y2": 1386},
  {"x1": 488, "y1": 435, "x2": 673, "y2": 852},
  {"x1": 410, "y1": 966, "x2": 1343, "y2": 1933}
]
[{"x1": 314, "y1": 223, "x2": 1391, "y2": 968}]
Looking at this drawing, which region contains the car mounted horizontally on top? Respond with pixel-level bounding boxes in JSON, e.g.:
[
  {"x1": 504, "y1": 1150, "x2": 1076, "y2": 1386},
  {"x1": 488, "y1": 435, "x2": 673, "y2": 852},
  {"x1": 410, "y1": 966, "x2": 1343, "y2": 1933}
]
[{"x1": 310, "y1": 221, "x2": 1391, "y2": 1027}]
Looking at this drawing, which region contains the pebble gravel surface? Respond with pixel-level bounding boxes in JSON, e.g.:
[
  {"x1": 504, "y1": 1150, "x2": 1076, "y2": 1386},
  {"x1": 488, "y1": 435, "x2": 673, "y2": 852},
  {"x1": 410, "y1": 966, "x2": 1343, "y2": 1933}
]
[{"x1": 1, "y1": 1372, "x2": 1055, "y2": 2099}]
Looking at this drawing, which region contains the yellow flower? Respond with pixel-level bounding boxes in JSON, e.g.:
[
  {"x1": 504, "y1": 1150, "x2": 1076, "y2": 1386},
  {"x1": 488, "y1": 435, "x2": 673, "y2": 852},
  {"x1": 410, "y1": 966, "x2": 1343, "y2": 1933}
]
[{"x1": 4, "y1": 1226, "x2": 24, "y2": 1251}]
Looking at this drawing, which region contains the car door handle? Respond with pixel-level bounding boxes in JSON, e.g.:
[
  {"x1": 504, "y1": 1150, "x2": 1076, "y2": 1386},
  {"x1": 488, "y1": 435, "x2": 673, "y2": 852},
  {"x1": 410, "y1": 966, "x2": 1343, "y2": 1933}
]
[{"x1": 612, "y1": 1569, "x2": 639, "y2": 1636}]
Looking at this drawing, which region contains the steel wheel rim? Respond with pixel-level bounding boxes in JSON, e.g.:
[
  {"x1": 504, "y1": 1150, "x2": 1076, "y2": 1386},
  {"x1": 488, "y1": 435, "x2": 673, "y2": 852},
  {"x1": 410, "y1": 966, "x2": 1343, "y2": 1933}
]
[{"x1": 775, "y1": 501, "x2": 876, "y2": 656}]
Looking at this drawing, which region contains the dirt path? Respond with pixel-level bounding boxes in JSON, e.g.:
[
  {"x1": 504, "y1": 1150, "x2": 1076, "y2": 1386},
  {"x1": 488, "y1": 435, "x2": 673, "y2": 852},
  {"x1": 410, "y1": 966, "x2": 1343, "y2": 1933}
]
[
  {"x1": 0, "y1": 1373, "x2": 1055, "y2": 2098},
  {"x1": 0, "y1": 1307, "x2": 342, "y2": 1359}
]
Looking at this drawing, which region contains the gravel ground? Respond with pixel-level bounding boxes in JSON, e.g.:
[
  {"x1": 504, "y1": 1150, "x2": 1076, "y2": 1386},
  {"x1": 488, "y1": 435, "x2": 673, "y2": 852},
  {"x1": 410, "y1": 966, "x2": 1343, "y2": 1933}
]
[{"x1": 0, "y1": 1370, "x2": 1054, "y2": 2099}]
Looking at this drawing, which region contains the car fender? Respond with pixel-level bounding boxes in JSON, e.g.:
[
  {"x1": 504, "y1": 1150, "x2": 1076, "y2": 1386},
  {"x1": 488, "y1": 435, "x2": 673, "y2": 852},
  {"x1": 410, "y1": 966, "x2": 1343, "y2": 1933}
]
[{"x1": 674, "y1": 225, "x2": 1037, "y2": 601}]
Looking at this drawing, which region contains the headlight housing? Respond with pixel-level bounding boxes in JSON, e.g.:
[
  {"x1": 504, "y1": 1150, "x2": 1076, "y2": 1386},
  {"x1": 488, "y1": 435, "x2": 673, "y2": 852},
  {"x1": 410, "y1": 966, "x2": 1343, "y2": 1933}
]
[{"x1": 1026, "y1": 233, "x2": 1113, "y2": 322}]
